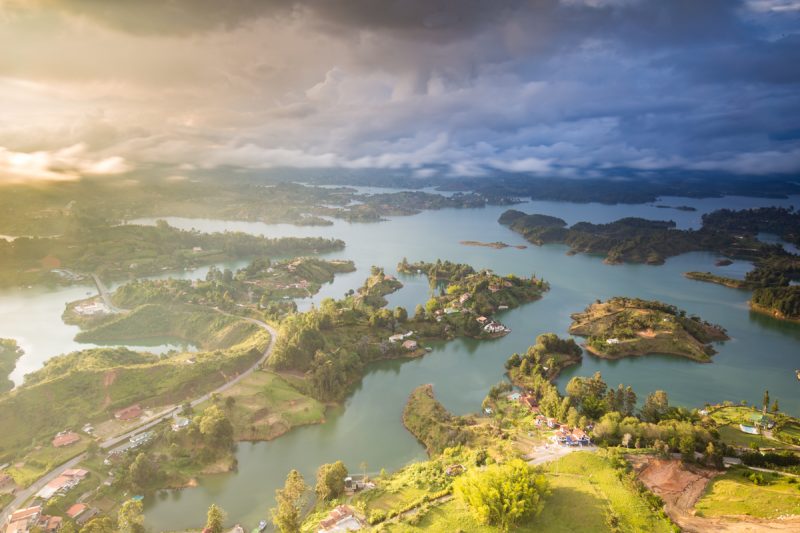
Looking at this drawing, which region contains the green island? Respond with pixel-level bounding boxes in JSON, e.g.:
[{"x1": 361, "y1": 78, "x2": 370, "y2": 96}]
[
  {"x1": 0, "y1": 216, "x2": 344, "y2": 288},
  {"x1": 268, "y1": 261, "x2": 546, "y2": 402},
  {"x1": 0, "y1": 339, "x2": 23, "y2": 394},
  {"x1": 568, "y1": 297, "x2": 728, "y2": 362}
]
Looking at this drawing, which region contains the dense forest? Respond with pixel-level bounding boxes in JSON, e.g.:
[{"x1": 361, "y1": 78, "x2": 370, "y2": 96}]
[{"x1": 751, "y1": 286, "x2": 800, "y2": 320}]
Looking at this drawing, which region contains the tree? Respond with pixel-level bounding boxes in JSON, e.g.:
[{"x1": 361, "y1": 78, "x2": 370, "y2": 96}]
[
  {"x1": 117, "y1": 500, "x2": 145, "y2": 533},
  {"x1": 454, "y1": 459, "x2": 549, "y2": 531},
  {"x1": 414, "y1": 304, "x2": 425, "y2": 320},
  {"x1": 198, "y1": 405, "x2": 234, "y2": 450},
  {"x1": 519, "y1": 358, "x2": 531, "y2": 376},
  {"x1": 315, "y1": 461, "x2": 348, "y2": 501},
  {"x1": 271, "y1": 469, "x2": 308, "y2": 533},
  {"x1": 641, "y1": 390, "x2": 670, "y2": 423},
  {"x1": 771, "y1": 399, "x2": 780, "y2": 413},
  {"x1": 763, "y1": 389, "x2": 770, "y2": 413},
  {"x1": 129, "y1": 453, "x2": 157, "y2": 491},
  {"x1": 79, "y1": 517, "x2": 115, "y2": 533},
  {"x1": 205, "y1": 504, "x2": 226, "y2": 533},
  {"x1": 393, "y1": 306, "x2": 408, "y2": 323}
]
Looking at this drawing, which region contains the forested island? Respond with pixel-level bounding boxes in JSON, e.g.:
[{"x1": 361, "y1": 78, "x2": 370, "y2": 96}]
[
  {"x1": 498, "y1": 208, "x2": 781, "y2": 265},
  {"x1": 569, "y1": 297, "x2": 728, "y2": 362},
  {"x1": 0, "y1": 218, "x2": 345, "y2": 288}
]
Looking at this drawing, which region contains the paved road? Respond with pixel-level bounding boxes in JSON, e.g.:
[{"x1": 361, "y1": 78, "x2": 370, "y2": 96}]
[{"x1": 0, "y1": 315, "x2": 277, "y2": 524}]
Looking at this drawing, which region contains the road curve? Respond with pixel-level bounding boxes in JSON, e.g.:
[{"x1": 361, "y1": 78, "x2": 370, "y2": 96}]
[{"x1": 0, "y1": 315, "x2": 278, "y2": 524}]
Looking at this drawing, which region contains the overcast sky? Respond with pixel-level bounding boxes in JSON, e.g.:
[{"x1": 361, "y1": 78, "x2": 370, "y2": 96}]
[{"x1": 1, "y1": 0, "x2": 799, "y2": 183}]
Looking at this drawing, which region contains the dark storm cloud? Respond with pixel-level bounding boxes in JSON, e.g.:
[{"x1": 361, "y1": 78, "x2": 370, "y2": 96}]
[{"x1": 1, "y1": 0, "x2": 799, "y2": 180}]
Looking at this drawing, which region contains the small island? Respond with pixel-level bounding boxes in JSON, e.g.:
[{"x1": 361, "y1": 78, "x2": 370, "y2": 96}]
[
  {"x1": 569, "y1": 297, "x2": 729, "y2": 362},
  {"x1": 459, "y1": 240, "x2": 527, "y2": 250}
]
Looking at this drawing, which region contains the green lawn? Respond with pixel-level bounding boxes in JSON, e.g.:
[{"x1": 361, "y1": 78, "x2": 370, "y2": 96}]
[
  {"x1": 717, "y1": 425, "x2": 791, "y2": 450},
  {"x1": 205, "y1": 370, "x2": 325, "y2": 441},
  {"x1": 695, "y1": 468, "x2": 800, "y2": 518},
  {"x1": 776, "y1": 421, "x2": 800, "y2": 444},
  {"x1": 382, "y1": 452, "x2": 673, "y2": 533}
]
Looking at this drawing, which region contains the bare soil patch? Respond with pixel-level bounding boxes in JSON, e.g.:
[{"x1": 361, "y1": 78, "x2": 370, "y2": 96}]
[{"x1": 630, "y1": 455, "x2": 800, "y2": 532}]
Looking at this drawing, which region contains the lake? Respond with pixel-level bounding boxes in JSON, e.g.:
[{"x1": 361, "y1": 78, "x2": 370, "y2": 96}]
[
  {"x1": 131, "y1": 196, "x2": 800, "y2": 530},
  {"x1": 2, "y1": 194, "x2": 799, "y2": 530}
]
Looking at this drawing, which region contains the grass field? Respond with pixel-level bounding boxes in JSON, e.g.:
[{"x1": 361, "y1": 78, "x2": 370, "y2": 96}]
[
  {"x1": 695, "y1": 468, "x2": 800, "y2": 518},
  {"x1": 382, "y1": 452, "x2": 674, "y2": 533},
  {"x1": 5, "y1": 437, "x2": 88, "y2": 487},
  {"x1": 208, "y1": 370, "x2": 326, "y2": 441},
  {"x1": 776, "y1": 421, "x2": 800, "y2": 444},
  {"x1": 716, "y1": 425, "x2": 791, "y2": 450}
]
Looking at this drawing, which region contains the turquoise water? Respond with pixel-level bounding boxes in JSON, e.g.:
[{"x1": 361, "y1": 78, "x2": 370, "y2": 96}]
[
  {"x1": 2, "y1": 195, "x2": 799, "y2": 529},
  {"x1": 124, "y1": 197, "x2": 800, "y2": 531}
]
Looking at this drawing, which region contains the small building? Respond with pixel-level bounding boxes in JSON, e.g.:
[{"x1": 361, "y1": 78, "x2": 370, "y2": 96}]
[
  {"x1": 172, "y1": 417, "x2": 191, "y2": 432},
  {"x1": 445, "y1": 464, "x2": 465, "y2": 476},
  {"x1": 66, "y1": 504, "x2": 88, "y2": 521},
  {"x1": 476, "y1": 316, "x2": 489, "y2": 325},
  {"x1": 38, "y1": 516, "x2": 62, "y2": 533},
  {"x1": 52, "y1": 431, "x2": 80, "y2": 448},
  {"x1": 606, "y1": 338, "x2": 620, "y2": 345},
  {"x1": 318, "y1": 505, "x2": 362, "y2": 533},
  {"x1": 546, "y1": 417, "x2": 558, "y2": 428},
  {"x1": 483, "y1": 321, "x2": 507, "y2": 334},
  {"x1": 402, "y1": 340, "x2": 418, "y2": 351},
  {"x1": 534, "y1": 414, "x2": 547, "y2": 427},
  {"x1": 749, "y1": 413, "x2": 774, "y2": 429},
  {"x1": 114, "y1": 404, "x2": 143, "y2": 421},
  {"x1": 6, "y1": 506, "x2": 42, "y2": 533},
  {"x1": 459, "y1": 293, "x2": 471, "y2": 304},
  {"x1": 506, "y1": 392, "x2": 522, "y2": 402}
]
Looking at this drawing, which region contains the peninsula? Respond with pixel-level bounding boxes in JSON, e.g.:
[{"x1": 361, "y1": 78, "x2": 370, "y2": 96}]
[{"x1": 569, "y1": 297, "x2": 728, "y2": 362}]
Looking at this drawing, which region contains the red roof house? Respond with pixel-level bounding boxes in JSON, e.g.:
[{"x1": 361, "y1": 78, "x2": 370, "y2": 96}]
[
  {"x1": 114, "y1": 404, "x2": 142, "y2": 421},
  {"x1": 52, "y1": 431, "x2": 80, "y2": 448}
]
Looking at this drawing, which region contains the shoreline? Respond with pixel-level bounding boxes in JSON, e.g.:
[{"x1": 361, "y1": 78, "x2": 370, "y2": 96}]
[
  {"x1": 581, "y1": 342, "x2": 713, "y2": 363},
  {"x1": 749, "y1": 302, "x2": 800, "y2": 324}
]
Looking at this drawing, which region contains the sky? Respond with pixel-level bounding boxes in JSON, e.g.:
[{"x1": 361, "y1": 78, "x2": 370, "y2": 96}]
[{"x1": 1, "y1": 0, "x2": 799, "y2": 183}]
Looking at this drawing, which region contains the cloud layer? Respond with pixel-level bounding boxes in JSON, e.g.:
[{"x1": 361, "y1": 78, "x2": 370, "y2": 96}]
[{"x1": 1, "y1": 0, "x2": 799, "y2": 181}]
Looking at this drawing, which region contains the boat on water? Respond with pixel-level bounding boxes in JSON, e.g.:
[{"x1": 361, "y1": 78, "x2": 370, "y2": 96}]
[{"x1": 251, "y1": 520, "x2": 267, "y2": 533}]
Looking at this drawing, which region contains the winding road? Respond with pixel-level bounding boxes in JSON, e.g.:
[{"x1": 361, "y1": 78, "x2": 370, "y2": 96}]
[{"x1": 0, "y1": 315, "x2": 278, "y2": 525}]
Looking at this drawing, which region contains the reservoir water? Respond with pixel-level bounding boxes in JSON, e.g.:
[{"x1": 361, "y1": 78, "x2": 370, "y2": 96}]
[{"x1": 2, "y1": 195, "x2": 799, "y2": 530}]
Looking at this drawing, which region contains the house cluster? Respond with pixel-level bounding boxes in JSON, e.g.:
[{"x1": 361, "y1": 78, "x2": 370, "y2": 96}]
[
  {"x1": 739, "y1": 413, "x2": 775, "y2": 435},
  {"x1": 5, "y1": 506, "x2": 61, "y2": 533},
  {"x1": 506, "y1": 391, "x2": 540, "y2": 413},
  {"x1": 35, "y1": 469, "x2": 89, "y2": 500},
  {"x1": 274, "y1": 279, "x2": 310, "y2": 291},
  {"x1": 72, "y1": 300, "x2": 109, "y2": 317},
  {"x1": 388, "y1": 331, "x2": 418, "y2": 351},
  {"x1": 318, "y1": 505, "x2": 363, "y2": 533},
  {"x1": 52, "y1": 431, "x2": 80, "y2": 448},
  {"x1": 476, "y1": 316, "x2": 510, "y2": 335},
  {"x1": 536, "y1": 417, "x2": 591, "y2": 446}
]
